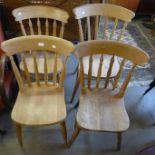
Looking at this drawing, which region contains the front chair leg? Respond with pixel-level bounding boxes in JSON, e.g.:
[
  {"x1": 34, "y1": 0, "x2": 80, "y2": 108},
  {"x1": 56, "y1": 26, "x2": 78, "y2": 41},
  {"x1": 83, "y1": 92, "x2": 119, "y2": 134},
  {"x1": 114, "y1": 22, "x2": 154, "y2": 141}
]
[
  {"x1": 60, "y1": 121, "x2": 68, "y2": 146},
  {"x1": 117, "y1": 132, "x2": 122, "y2": 150},
  {"x1": 15, "y1": 123, "x2": 23, "y2": 147},
  {"x1": 69, "y1": 121, "x2": 81, "y2": 146}
]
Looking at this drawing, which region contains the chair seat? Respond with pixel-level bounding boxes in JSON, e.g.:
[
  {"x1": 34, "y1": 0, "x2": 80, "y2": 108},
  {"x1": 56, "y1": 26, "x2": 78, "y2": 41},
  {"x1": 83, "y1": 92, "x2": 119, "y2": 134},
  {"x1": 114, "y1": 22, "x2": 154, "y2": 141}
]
[
  {"x1": 77, "y1": 89, "x2": 130, "y2": 132},
  {"x1": 20, "y1": 53, "x2": 62, "y2": 74},
  {"x1": 83, "y1": 55, "x2": 120, "y2": 78},
  {"x1": 11, "y1": 86, "x2": 66, "y2": 126}
]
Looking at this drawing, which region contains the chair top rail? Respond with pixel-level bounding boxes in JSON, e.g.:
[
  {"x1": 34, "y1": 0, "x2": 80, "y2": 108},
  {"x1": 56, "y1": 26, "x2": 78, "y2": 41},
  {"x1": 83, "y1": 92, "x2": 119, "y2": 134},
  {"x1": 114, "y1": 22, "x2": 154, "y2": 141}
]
[
  {"x1": 12, "y1": 5, "x2": 69, "y2": 23},
  {"x1": 73, "y1": 3, "x2": 135, "y2": 22},
  {"x1": 74, "y1": 40, "x2": 149, "y2": 65},
  {"x1": 1, "y1": 35, "x2": 74, "y2": 56}
]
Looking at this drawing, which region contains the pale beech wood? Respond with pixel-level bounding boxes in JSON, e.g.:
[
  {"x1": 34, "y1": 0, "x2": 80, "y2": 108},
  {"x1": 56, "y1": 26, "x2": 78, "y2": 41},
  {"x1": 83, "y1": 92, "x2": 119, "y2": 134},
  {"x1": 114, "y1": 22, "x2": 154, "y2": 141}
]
[
  {"x1": 87, "y1": 16, "x2": 91, "y2": 40},
  {"x1": 102, "y1": 16, "x2": 108, "y2": 39},
  {"x1": 88, "y1": 55, "x2": 93, "y2": 89},
  {"x1": 11, "y1": 90, "x2": 66, "y2": 126},
  {"x1": 53, "y1": 54, "x2": 58, "y2": 85},
  {"x1": 70, "y1": 40, "x2": 149, "y2": 148},
  {"x1": 37, "y1": 18, "x2": 42, "y2": 35},
  {"x1": 104, "y1": 55, "x2": 115, "y2": 88},
  {"x1": 82, "y1": 55, "x2": 123, "y2": 78},
  {"x1": 15, "y1": 124, "x2": 23, "y2": 147},
  {"x1": 74, "y1": 40, "x2": 149, "y2": 65},
  {"x1": 94, "y1": 16, "x2": 99, "y2": 40},
  {"x1": 45, "y1": 18, "x2": 49, "y2": 35},
  {"x1": 59, "y1": 22, "x2": 65, "y2": 38},
  {"x1": 77, "y1": 89, "x2": 130, "y2": 132},
  {"x1": 2, "y1": 36, "x2": 73, "y2": 57},
  {"x1": 20, "y1": 54, "x2": 62, "y2": 74},
  {"x1": 117, "y1": 22, "x2": 127, "y2": 41},
  {"x1": 12, "y1": 5, "x2": 69, "y2": 23},
  {"x1": 28, "y1": 18, "x2": 34, "y2": 35},
  {"x1": 10, "y1": 56, "x2": 24, "y2": 92},
  {"x1": 117, "y1": 63, "x2": 136, "y2": 97},
  {"x1": 19, "y1": 20, "x2": 26, "y2": 36},
  {"x1": 21, "y1": 53, "x2": 31, "y2": 86},
  {"x1": 44, "y1": 51, "x2": 48, "y2": 85},
  {"x1": 1, "y1": 36, "x2": 73, "y2": 146},
  {"x1": 73, "y1": 3, "x2": 135, "y2": 22},
  {"x1": 112, "y1": 59, "x2": 125, "y2": 90},
  {"x1": 109, "y1": 18, "x2": 118, "y2": 40},
  {"x1": 73, "y1": 3, "x2": 135, "y2": 78},
  {"x1": 78, "y1": 19, "x2": 84, "y2": 42},
  {"x1": 96, "y1": 54, "x2": 103, "y2": 88},
  {"x1": 32, "y1": 51, "x2": 40, "y2": 86},
  {"x1": 60, "y1": 121, "x2": 68, "y2": 146},
  {"x1": 69, "y1": 122, "x2": 81, "y2": 146},
  {"x1": 53, "y1": 20, "x2": 57, "y2": 36},
  {"x1": 12, "y1": 5, "x2": 69, "y2": 75}
]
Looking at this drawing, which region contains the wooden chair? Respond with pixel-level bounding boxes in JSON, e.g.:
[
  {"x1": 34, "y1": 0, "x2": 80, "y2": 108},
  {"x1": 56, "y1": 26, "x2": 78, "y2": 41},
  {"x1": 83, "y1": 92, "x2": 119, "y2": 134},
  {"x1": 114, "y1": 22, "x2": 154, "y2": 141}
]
[
  {"x1": 1, "y1": 35, "x2": 74, "y2": 147},
  {"x1": 73, "y1": 3, "x2": 135, "y2": 78},
  {"x1": 69, "y1": 40, "x2": 149, "y2": 150},
  {"x1": 12, "y1": 5, "x2": 69, "y2": 74}
]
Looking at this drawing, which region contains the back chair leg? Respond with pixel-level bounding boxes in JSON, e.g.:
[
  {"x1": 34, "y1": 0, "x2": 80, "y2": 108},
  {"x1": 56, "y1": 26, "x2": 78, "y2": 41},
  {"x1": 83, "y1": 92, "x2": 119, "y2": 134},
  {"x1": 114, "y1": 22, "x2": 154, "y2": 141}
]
[
  {"x1": 117, "y1": 132, "x2": 122, "y2": 150},
  {"x1": 60, "y1": 121, "x2": 68, "y2": 146},
  {"x1": 69, "y1": 122, "x2": 81, "y2": 146},
  {"x1": 15, "y1": 123, "x2": 23, "y2": 147}
]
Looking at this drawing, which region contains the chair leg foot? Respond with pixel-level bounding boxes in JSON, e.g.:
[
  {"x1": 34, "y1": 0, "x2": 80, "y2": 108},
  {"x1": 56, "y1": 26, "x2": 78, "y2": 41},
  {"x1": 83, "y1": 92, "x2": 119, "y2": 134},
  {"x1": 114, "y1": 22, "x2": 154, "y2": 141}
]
[
  {"x1": 60, "y1": 121, "x2": 68, "y2": 146},
  {"x1": 69, "y1": 122, "x2": 80, "y2": 146},
  {"x1": 15, "y1": 123, "x2": 23, "y2": 147},
  {"x1": 117, "y1": 132, "x2": 122, "y2": 150}
]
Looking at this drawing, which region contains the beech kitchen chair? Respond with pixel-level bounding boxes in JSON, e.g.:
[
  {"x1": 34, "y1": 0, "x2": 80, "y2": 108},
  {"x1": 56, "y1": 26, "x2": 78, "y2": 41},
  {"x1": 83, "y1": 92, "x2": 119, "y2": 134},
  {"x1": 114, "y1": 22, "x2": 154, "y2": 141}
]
[
  {"x1": 69, "y1": 40, "x2": 149, "y2": 150},
  {"x1": 1, "y1": 35, "x2": 74, "y2": 147},
  {"x1": 12, "y1": 5, "x2": 69, "y2": 74},
  {"x1": 73, "y1": 3, "x2": 135, "y2": 78}
]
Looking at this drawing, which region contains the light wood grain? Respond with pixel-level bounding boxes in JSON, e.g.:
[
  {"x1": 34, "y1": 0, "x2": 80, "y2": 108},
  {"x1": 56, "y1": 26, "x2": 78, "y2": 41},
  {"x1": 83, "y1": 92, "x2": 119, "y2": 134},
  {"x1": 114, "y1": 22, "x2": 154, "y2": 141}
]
[
  {"x1": 78, "y1": 19, "x2": 84, "y2": 42},
  {"x1": 20, "y1": 53, "x2": 62, "y2": 74},
  {"x1": 12, "y1": 5, "x2": 69, "y2": 75},
  {"x1": 53, "y1": 20, "x2": 57, "y2": 36},
  {"x1": 21, "y1": 53, "x2": 31, "y2": 86},
  {"x1": 28, "y1": 18, "x2": 34, "y2": 35},
  {"x1": 74, "y1": 40, "x2": 149, "y2": 65},
  {"x1": 12, "y1": 5, "x2": 69, "y2": 23},
  {"x1": 19, "y1": 20, "x2": 26, "y2": 36},
  {"x1": 32, "y1": 51, "x2": 40, "y2": 86},
  {"x1": 11, "y1": 90, "x2": 66, "y2": 126},
  {"x1": 104, "y1": 55, "x2": 115, "y2": 88},
  {"x1": 37, "y1": 18, "x2": 42, "y2": 35},
  {"x1": 73, "y1": 3, "x2": 135, "y2": 22},
  {"x1": 73, "y1": 3, "x2": 135, "y2": 78},
  {"x1": 77, "y1": 89, "x2": 130, "y2": 131},
  {"x1": 2, "y1": 36, "x2": 73, "y2": 57},
  {"x1": 1, "y1": 36, "x2": 73, "y2": 146},
  {"x1": 70, "y1": 40, "x2": 149, "y2": 147}
]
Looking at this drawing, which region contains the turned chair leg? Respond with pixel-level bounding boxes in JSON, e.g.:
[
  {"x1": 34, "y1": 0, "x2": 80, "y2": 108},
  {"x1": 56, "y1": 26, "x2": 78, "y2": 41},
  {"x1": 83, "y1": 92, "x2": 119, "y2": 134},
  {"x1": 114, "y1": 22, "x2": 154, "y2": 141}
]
[
  {"x1": 15, "y1": 123, "x2": 23, "y2": 147},
  {"x1": 69, "y1": 122, "x2": 80, "y2": 146},
  {"x1": 117, "y1": 132, "x2": 122, "y2": 150},
  {"x1": 60, "y1": 121, "x2": 68, "y2": 146}
]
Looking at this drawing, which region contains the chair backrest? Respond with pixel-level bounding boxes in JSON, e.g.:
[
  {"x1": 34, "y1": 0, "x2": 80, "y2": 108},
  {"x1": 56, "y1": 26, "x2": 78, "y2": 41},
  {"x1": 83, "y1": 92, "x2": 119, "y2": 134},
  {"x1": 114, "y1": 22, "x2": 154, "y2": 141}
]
[
  {"x1": 1, "y1": 36, "x2": 74, "y2": 94},
  {"x1": 73, "y1": 3, "x2": 135, "y2": 41},
  {"x1": 74, "y1": 40, "x2": 149, "y2": 97},
  {"x1": 12, "y1": 5, "x2": 69, "y2": 38}
]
